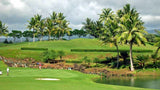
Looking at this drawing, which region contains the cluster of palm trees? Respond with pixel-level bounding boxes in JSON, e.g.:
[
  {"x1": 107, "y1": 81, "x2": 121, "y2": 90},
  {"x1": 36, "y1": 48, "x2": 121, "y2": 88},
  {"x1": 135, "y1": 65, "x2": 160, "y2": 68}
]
[
  {"x1": 27, "y1": 11, "x2": 71, "y2": 41},
  {"x1": 83, "y1": 4, "x2": 148, "y2": 71},
  {"x1": 82, "y1": 18, "x2": 103, "y2": 38}
]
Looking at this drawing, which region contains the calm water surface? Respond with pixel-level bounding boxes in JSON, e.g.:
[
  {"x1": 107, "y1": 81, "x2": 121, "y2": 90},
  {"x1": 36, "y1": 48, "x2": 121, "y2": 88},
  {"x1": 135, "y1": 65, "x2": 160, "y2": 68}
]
[{"x1": 95, "y1": 76, "x2": 160, "y2": 89}]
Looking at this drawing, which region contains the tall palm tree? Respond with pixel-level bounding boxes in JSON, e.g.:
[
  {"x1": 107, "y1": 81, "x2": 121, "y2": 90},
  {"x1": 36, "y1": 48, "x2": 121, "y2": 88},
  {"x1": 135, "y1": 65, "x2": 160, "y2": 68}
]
[
  {"x1": 27, "y1": 17, "x2": 36, "y2": 42},
  {"x1": 49, "y1": 11, "x2": 58, "y2": 40},
  {"x1": 99, "y1": 8, "x2": 120, "y2": 68},
  {"x1": 37, "y1": 19, "x2": 45, "y2": 41},
  {"x1": 0, "y1": 20, "x2": 8, "y2": 36},
  {"x1": 117, "y1": 4, "x2": 147, "y2": 71},
  {"x1": 45, "y1": 18, "x2": 54, "y2": 40},
  {"x1": 28, "y1": 14, "x2": 44, "y2": 42},
  {"x1": 56, "y1": 13, "x2": 71, "y2": 40},
  {"x1": 82, "y1": 18, "x2": 93, "y2": 38},
  {"x1": 154, "y1": 30, "x2": 160, "y2": 56}
]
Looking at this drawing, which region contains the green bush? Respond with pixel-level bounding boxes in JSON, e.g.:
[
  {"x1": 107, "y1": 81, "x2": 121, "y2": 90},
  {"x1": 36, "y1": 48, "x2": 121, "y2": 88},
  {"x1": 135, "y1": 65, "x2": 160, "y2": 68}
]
[
  {"x1": 57, "y1": 50, "x2": 65, "y2": 60},
  {"x1": 21, "y1": 47, "x2": 48, "y2": 51},
  {"x1": 42, "y1": 50, "x2": 58, "y2": 63},
  {"x1": 120, "y1": 51, "x2": 129, "y2": 65},
  {"x1": 42, "y1": 50, "x2": 66, "y2": 63},
  {"x1": 3, "y1": 39, "x2": 9, "y2": 44},
  {"x1": 136, "y1": 55, "x2": 149, "y2": 68}
]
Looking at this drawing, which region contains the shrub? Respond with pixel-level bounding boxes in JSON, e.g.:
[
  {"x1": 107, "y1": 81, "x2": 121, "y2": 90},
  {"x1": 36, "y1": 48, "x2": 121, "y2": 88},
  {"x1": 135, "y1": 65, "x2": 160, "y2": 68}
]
[
  {"x1": 8, "y1": 40, "x2": 13, "y2": 44},
  {"x1": 151, "y1": 54, "x2": 159, "y2": 68},
  {"x1": 120, "y1": 51, "x2": 129, "y2": 65},
  {"x1": 93, "y1": 57, "x2": 100, "y2": 64},
  {"x1": 57, "y1": 50, "x2": 65, "y2": 60},
  {"x1": 136, "y1": 55, "x2": 149, "y2": 68},
  {"x1": 3, "y1": 39, "x2": 8, "y2": 44},
  {"x1": 81, "y1": 56, "x2": 91, "y2": 67},
  {"x1": 42, "y1": 50, "x2": 66, "y2": 63},
  {"x1": 42, "y1": 50, "x2": 58, "y2": 63}
]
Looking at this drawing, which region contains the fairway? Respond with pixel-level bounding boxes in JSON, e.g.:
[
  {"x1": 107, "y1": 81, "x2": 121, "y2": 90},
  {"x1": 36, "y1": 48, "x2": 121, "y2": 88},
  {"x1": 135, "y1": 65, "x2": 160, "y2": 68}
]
[{"x1": 0, "y1": 68, "x2": 154, "y2": 90}]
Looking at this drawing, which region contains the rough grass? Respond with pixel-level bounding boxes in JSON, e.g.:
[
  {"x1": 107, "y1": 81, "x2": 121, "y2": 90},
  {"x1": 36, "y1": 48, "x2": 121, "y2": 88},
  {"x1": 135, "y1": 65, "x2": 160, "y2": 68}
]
[
  {"x1": 0, "y1": 38, "x2": 157, "y2": 61},
  {"x1": 0, "y1": 68, "x2": 154, "y2": 90}
]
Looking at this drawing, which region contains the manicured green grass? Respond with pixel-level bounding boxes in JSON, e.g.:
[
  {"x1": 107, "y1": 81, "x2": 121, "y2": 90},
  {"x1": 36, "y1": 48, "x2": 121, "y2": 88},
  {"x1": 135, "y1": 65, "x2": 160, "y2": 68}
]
[
  {"x1": 0, "y1": 38, "x2": 157, "y2": 61},
  {"x1": 0, "y1": 60, "x2": 7, "y2": 71},
  {"x1": 0, "y1": 68, "x2": 154, "y2": 90}
]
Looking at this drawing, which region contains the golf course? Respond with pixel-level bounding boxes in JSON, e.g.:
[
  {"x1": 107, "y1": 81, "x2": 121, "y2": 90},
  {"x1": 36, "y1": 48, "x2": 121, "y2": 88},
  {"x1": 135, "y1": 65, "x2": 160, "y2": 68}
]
[
  {"x1": 0, "y1": 1, "x2": 160, "y2": 90},
  {"x1": 0, "y1": 38, "x2": 159, "y2": 90}
]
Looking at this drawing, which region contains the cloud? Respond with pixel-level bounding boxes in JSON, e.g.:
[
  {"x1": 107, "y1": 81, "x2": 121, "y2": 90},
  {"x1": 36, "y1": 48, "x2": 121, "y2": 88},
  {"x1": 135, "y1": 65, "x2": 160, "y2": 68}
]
[{"x1": 0, "y1": 0, "x2": 160, "y2": 31}]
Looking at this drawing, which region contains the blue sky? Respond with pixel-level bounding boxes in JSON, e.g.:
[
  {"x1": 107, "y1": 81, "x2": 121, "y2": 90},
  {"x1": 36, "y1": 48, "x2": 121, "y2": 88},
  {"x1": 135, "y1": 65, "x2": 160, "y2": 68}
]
[{"x1": 0, "y1": 0, "x2": 160, "y2": 31}]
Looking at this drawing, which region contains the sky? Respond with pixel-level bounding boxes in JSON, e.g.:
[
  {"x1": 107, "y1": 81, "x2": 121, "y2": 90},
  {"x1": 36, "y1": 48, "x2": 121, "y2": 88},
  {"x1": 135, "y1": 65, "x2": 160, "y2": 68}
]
[{"x1": 0, "y1": 0, "x2": 160, "y2": 32}]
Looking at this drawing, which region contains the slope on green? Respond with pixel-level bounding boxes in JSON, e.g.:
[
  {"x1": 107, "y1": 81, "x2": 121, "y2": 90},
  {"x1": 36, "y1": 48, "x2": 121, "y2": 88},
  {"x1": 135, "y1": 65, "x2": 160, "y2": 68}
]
[
  {"x1": 0, "y1": 38, "x2": 157, "y2": 61},
  {"x1": 0, "y1": 68, "x2": 154, "y2": 90}
]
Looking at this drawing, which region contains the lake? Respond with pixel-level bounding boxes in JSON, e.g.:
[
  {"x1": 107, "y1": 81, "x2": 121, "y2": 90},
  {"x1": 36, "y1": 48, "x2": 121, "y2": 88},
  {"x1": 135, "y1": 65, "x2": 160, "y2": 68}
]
[{"x1": 94, "y1": 76, "x2": 160, "y2": 89}]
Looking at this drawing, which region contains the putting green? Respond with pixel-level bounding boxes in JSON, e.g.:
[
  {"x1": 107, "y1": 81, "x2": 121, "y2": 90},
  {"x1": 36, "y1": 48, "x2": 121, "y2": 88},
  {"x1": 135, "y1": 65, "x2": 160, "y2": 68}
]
[{"x1": 0, "y1": 68, "x2": 153, "y2": 90}]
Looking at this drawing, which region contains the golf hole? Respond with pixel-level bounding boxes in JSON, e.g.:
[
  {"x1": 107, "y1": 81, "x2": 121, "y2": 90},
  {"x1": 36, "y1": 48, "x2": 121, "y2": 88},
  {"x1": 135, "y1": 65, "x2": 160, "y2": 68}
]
[{"x1": 36, "y1": 78, "x2": 60, "y2": 81}]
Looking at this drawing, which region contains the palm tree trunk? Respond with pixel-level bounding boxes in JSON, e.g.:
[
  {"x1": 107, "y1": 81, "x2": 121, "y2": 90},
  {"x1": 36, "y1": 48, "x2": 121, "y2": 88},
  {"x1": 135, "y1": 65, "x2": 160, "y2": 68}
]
[
  {"x1": 115, "y1": 44, "x2": 119, "y2": 68},
  {"x1": 155, "y1": 47, "x2": 160, "y2": 56},
  {"x1": 68, "y1": 36, "x2": 70, "y2": 40},
  {"x1": 33, "y1": 34, "x2": 35, "y2": 42},
  {"x1": 40, "y1": 35, "x2": 43, "y2": 41},
  {"x1": 130, "y1": 42, "x2": 134, "y2": 71},
  {"x1": 48, "y1": 32, "x2": 51, "y2": 41},
  {"x1": 14, "y1": 37, "x2": 16, "y2": 43}
]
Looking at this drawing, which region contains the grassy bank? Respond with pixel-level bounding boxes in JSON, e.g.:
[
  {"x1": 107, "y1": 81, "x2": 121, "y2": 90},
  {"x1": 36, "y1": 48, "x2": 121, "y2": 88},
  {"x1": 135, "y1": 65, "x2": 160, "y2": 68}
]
[
  {"x1": 0, "y1": 68, "x2": 154, "y2": 90},
  {"x1": 0, "y1": 38, "x2": 157, "y2": 61}
]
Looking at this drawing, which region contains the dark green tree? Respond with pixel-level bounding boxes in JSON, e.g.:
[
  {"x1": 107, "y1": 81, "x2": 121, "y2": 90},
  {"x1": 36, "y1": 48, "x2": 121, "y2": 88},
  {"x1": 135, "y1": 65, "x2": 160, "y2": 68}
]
[{"x1": 0, "y1": 20, "x2": 8, "y2": 36}]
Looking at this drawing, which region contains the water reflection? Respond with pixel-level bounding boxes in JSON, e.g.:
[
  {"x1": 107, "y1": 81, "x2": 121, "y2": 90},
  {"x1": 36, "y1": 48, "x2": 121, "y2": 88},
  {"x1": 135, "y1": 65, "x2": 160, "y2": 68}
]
[{"x1": 95, "y1": 76, "x2": 160, "y2": 89}]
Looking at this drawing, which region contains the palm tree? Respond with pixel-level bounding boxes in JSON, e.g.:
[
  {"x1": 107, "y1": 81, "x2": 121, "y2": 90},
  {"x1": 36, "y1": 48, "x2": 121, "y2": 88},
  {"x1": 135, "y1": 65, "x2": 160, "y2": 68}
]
[
  {"x1": 37, "y1": 19, "x2": 45, "y2": 41},
  {"x1": 56, "y1": 13, "x2": 71, "y2": 40},
  {"x1": 45, "y1": 18, "x2": 53, "y2": 40},
  {"x1": 117, "y1": 4, "x2": 147, "y2": 71},
  {"x1": 28, "y1": 14, "x2": 43, "y2": 42},
  {"x1": 99, "y1": 8, "x2": 120, "y2": 68},
  {"x1": 82, "y1": 18, "x2": 93, "y2": 38},
  {"x1": 154, "y1": 30, "x2": 160, "y2": 56},
  {"x1": 67, "y1": 31, "x2": 73, "y2": 40},
  {"x1": 27, "y1": 17, "x2": 36, "y2": 42},
  {"x1": 0, "y1": 20, "x2": 8, "y2": 36}
]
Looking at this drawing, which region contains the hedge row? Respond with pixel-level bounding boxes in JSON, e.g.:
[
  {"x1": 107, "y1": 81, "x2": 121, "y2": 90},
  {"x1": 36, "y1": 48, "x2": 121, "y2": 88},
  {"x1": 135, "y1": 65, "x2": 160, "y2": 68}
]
[
  {"x1": 71, "y1": 49, "x2": 153, "y2": 53},
  {"x1": 21, "y1": 47, "x2": 48, "y2": 51}
]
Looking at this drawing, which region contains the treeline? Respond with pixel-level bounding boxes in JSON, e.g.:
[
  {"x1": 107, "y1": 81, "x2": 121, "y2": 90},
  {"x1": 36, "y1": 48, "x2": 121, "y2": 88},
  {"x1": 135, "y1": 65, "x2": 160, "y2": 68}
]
[
  {"x1": 0, "y1": 11, "x2": 88, "y2": 43},
  {"x1": 2, "y1": 29, "x2": 88, "y2": 43}
]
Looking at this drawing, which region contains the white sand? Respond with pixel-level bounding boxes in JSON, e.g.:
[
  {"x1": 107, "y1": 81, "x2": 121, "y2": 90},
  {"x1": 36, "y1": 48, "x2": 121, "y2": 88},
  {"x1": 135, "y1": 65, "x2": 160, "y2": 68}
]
[{"x1": 36, "y1": 78, "x2": 60, "y2": 81}]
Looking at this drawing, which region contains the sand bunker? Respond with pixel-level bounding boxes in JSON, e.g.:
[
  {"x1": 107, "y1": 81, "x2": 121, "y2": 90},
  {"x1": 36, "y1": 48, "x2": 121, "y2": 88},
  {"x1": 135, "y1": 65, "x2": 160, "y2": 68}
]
[{"x1": 36, "y1": 78, "x2": 60, "y2": 81}]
